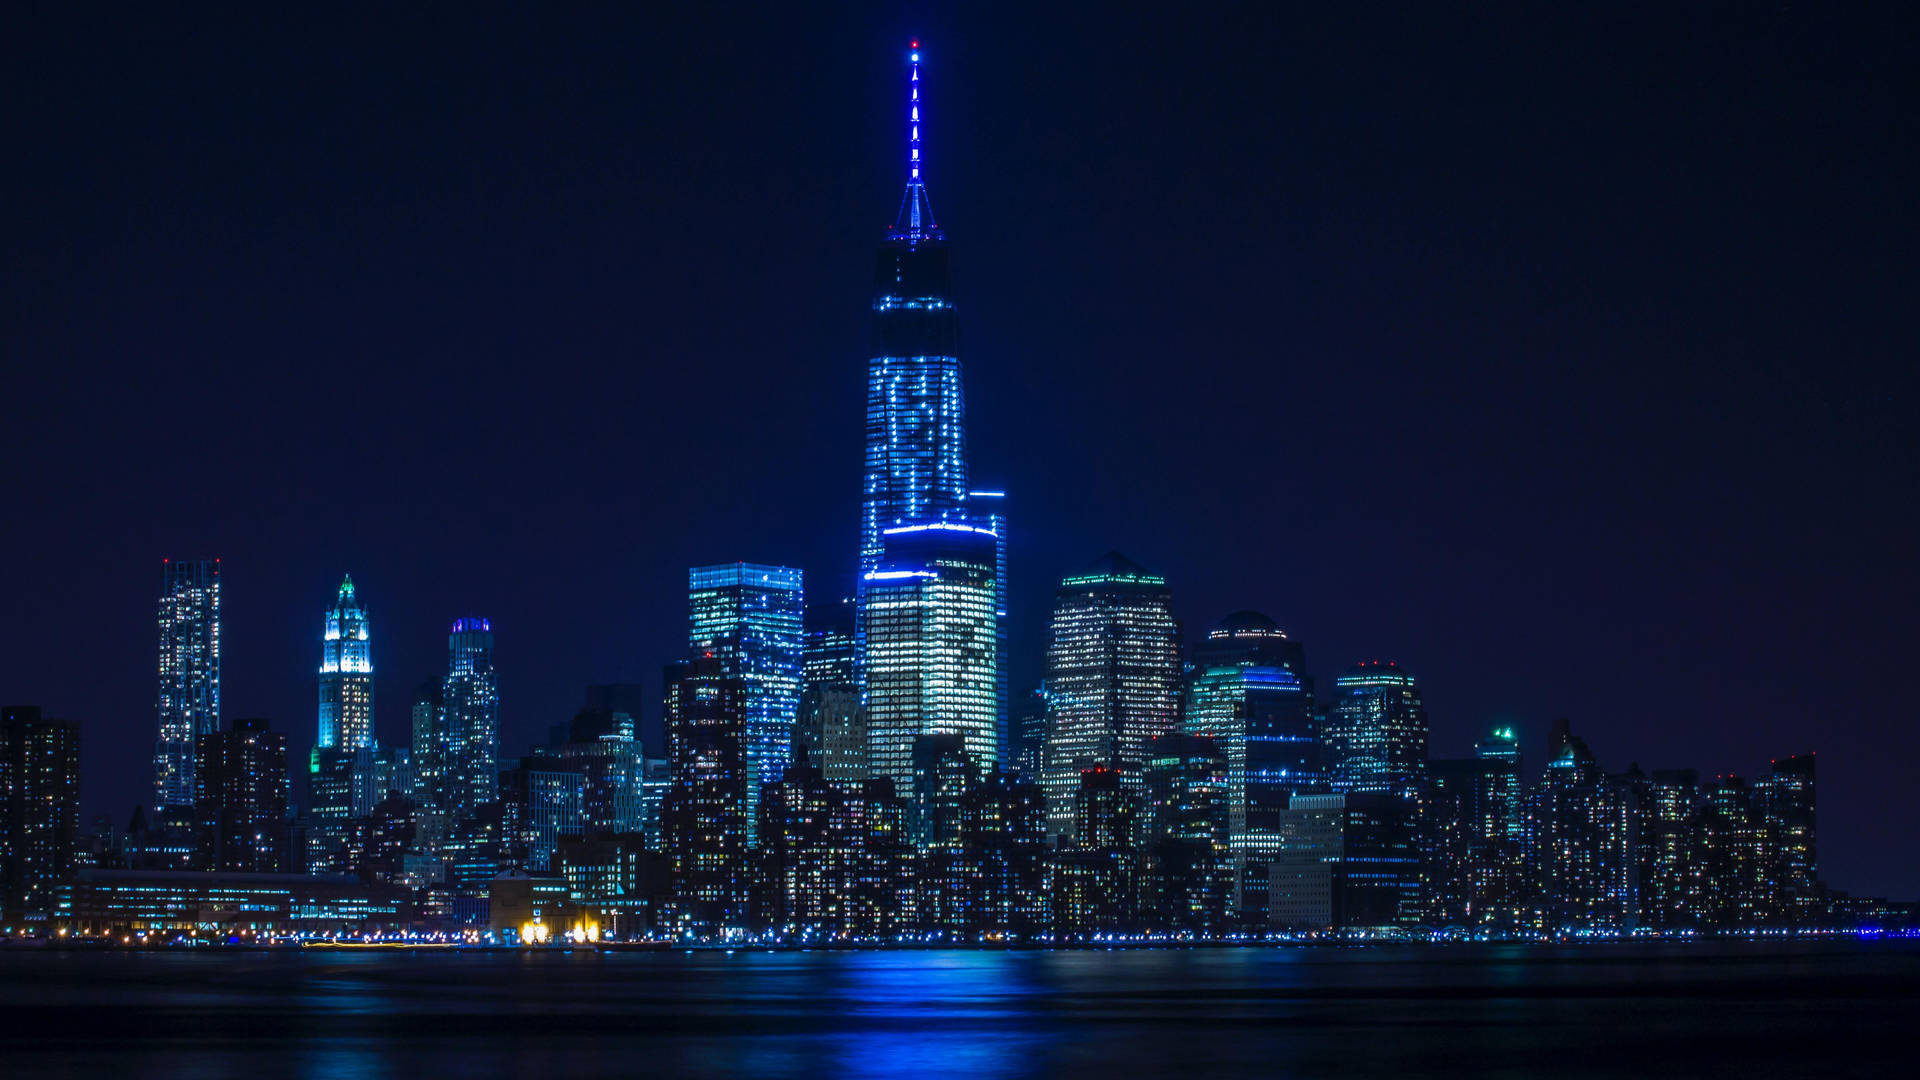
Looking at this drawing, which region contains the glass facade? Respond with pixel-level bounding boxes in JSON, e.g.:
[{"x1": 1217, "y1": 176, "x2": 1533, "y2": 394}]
[
  {"x1": 862, "y1": 522, "x2": 1000, "y2": 791},
  {"x1": 1182, "y1": 613, "x2": 1324, "y2": 922},
  {"x1": 1040, "y1": 552, "x2": 1182, "y2": 839},
  {"x1": 443, "y1": 618, "x2": 499, "y2": 825},
  {"x1": 1325, "y1": 661, "x2": 1429, "y2": 795},
  {"x1": 688, "y1": 562, "x2": 803, "y2": 844},
  {"x1": 154, "y1": 558, "x2": 220, "y2": 809}
]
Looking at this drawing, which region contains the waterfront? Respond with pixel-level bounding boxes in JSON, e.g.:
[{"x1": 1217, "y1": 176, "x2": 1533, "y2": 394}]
[{"x1": 3, "y1": 941, "x2": 1914, "y2": 1078}]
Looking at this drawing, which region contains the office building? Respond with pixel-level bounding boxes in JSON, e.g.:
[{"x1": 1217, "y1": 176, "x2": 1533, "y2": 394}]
[
  {"x1": 194, "y1": 717, "x2": 290, "y2": 874},
  {"x1": 1039, "y1": 552, "x2": 1181, "y2": 837},
  {"x1": 662, "y1": 658, "x2": 750, "y2": 933},
  {"x1": 155, "y1": 558, "x2": 220, "y2": 809},
  {"x1": 1182, "y1": 612, "x2": 1324, "y2": 922},
  {"x1": 863, "y1": 521, "x2": 1000, "y2": 790},
  {"x1": 1, "y1": 706, "x2": 81, "y2": 924},
  {"x1": 688, "y1": 562, "x2": 803, "y2": 843},
  {"x1": 1325, "y1": 660, "x2": 1428, "y2": 795},
  {"x1": 443, "y1": 618, "x2": 499, "y2": 824},
  {"x1": 1269, "y1": 792, "x2": 1423, "y2": 931}
]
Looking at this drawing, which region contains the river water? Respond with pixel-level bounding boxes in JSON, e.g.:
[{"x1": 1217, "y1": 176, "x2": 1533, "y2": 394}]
[{"x1": 4, "y1": 941, "x2": 1913, "y2": 1078}]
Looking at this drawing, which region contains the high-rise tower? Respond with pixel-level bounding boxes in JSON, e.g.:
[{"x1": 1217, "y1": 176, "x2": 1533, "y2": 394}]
[
  {"x1": 855, "y1": 42, "x2": 1007, "y2": 745},
  {"x1": 155, "y1": 558, "x2": 220, "y2": 809},
  {"x1": 860, "y1": 42, "x2": 967, "y2": 584},
  {"x1": 1040, "y1": 553, "x2": 1183, "y2": 839},
  {"x1": 317, "y1": 575, "x2": 373, "y2": 751},
  {"x1": 863, "y1": 521, "x2": 1001, "y2": 789},
  {"x1": 687, "y1": 562, "x2": 803, "y2": 843},
  {"x1": 443, "y1": 618, "x2": 499, "y2": 823}
]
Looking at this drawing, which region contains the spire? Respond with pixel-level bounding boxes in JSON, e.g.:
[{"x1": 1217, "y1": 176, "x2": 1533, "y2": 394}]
[
  {"x1": 891, "y1": 39, "x2": 941, "y2": 242},
  {"x1": 338, "y1": 573, "x2": 355, "y2": 600}
]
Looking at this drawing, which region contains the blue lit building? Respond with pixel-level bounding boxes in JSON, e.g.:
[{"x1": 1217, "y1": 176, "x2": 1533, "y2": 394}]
[
  {"x1": 863, "y1": 521, "x2": 1001, "y2": 790},
  {"x1": 443, "y1": 618, "x2": 499, "y2": 825},
  {"x1": 1324, "y1": 660, "x2": 1428, "y2": 795},
  {"x1": 856, "y1": 45, "x2": 1007, "y2": 723},
  {"x1": 688, "y1": 563, "x2": 803, "y2": 844},
  {"x1": 1182, "y1": 612, "x2": 1326, "y2": 923},
  {"x1": 154, "y1": 558, "x2": 220, "y2": 809},
  {"x1": 309, "y1": 575, "x2": 376, "y2": 873},
  {"x1": 316, "y1": 575, "x2": 373, "y2": 752}
]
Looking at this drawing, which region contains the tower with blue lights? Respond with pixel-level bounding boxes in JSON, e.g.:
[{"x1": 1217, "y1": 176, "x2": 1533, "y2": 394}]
[
  {"x1": 688, "y1": 562, "x2": 804, "y2": 844},
  {"x1": 316, "y1": 575, "x2": 373, "y2": 752},
  {"x1": 857, "y1": 41, "x2": 1006, "y2": 740},
  {"x1": 861, "y1": 43, "x2": 968, "y2": 578}
]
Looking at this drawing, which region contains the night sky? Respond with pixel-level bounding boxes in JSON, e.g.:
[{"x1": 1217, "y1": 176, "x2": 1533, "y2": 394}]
[{"x1": 5, "y1": 5, "x2": 1914, "y2": 897}]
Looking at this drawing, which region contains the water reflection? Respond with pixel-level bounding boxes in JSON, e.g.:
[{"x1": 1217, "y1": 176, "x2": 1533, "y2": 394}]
[{"x1": 1, "y1": 943, "x2": 1913, "y2": 1080}]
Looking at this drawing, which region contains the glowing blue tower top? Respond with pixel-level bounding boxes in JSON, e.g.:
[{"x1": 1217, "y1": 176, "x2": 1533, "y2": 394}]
[
  {"x1": 317, "y1": 573, "x2": 374, "y2": 750},
  {"x1": 893, "y1": 42, "x2": 940, "y2": 243},
  {"x1": 862, "y1": 40, "x2": 967, "y2": 589}
]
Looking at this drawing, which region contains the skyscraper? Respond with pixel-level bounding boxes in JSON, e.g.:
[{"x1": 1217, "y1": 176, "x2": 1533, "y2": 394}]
[
  {"x1": 1040, "y1": 552, "x2": 1182, "y2": 838},
  {"x1": 194, "y1": 717, "x2": 291, "y2": 873},
  {"x1": 443, "y1": 618, "x2": 499, "y2": 824},
  {"x1": 688, "y1": 562, "x2": 803, "y2": 842},
  {"x1": 802, "y1": 600, "x2": 866, "y2": 783},
  {"x1": 1325, "y1": 661, "x2": 1429, "y2": 795},
  {"x1": 855, "y1": 44, "x2": 1006, "y2": 705},
  {"x1": 662, "y1": 658, "x2": 750, "y2": 933},
  {"x1": 860, "y1": 45, "x2": 967, "y2": 584},
  {"x1": 1, "y1": 706, "x2": 80, "y2": 924},
  {"x1": 965, "y1": 489, "x2": 1010, "y2": 757},
  {"x1": 410, "y1": 679, "x2": 447, "y2": 825},
  {"x1": 317, "y1": 575, "x2": 373, "y2": 752},
  {"x1": 862, "y1": 521, "x2": 1000, "y2": 791},
  {"x1": 154, "y1": 558, "x2": 220, "y2": 809},
  {"x1": 1182, "y1": 611, "x2": 1324, "y2": 923}
]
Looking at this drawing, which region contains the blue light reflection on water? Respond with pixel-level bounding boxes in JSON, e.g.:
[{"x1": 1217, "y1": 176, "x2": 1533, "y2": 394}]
[{"x1": 2, "y1": 942, "x2": 1916, "y2": 1080}]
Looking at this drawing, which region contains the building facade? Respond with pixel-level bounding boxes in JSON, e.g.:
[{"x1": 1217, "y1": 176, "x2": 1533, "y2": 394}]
[
  {"x1": 1039, "y1": 552, "x2": 1182, "y2": 838},
  {"x1": 195, "y1": 717, "x2": 290, "y2": 874},
  {"x1": 862, "y1": 522, "x2": 1001, "y2": 790},
  {"x1": 1324, "y1": 660, "x2": 1428, "y2": 795},
  {"x1": 1, "y1": 706, "x2": 81, "y2": 924},
  {"x1": 155, "y1": 558, "x2": 220, "y2": 809},
  {"x1": 443, "y1": 618, "x2": 499, "y2": 825},
  {"x1": 688, "y1": 562, "x2": 803, "y2": 843}
]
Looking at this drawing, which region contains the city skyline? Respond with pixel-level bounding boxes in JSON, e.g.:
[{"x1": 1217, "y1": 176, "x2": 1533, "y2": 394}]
[{"x1": 4, "y1": 6, "x2": 1914, "y2": 904}]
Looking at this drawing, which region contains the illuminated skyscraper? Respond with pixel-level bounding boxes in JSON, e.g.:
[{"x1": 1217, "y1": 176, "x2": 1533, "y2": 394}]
[
  {"x1": 1181, "y1": 612, "x2": 1324, "y2": 922},
  {"x1": 443, "y1": 618, "x2": 499, "y2": 824},
  {"x1": 863, "y1": 522, "x2": 1000, "y2": 791},
  {"x1": 856, "y1": 44, "x2": 1007, "y2": 709},
  {"x1": 688, "y1": 562, "x2": 803, "y2": 842},
  {"x1": 1325, "y1": 661, "x2": 1429, "y2": 795},
  {"x1": 317, "y1": 575, "x2": 373, "y2": 752},
  {"x1": 1756, "y1": 753, "x2": 1818, "y2": 923},
  {"x1": 154, "y1": 558, "x2": 220, "y2": 809},
  {"x1": 965, "y1": 489, "x2": 1010, "y2": 756},
  {"x1": 860, "y1": 45, "x2": 967, "y2": 584},
  {"x1": 1039, "y1": 552, "x2": 1182, "y2": 838},
  {"x1": 663, "y1": 658, "x2": 750, "y2": 933},
  {"x1": 1, "y1": 706, "x2": 80, "y2": 922}
]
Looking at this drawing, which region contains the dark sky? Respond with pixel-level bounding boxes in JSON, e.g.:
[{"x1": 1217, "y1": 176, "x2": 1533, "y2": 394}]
[{"x1": 5, "y1": 5, "x2": 1915, "y2": 897}]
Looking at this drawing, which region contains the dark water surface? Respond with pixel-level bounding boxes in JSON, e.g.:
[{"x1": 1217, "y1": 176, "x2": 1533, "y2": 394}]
[{"x1": 3, "y1": 941, "x2": 1914, "y2": 1078}]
